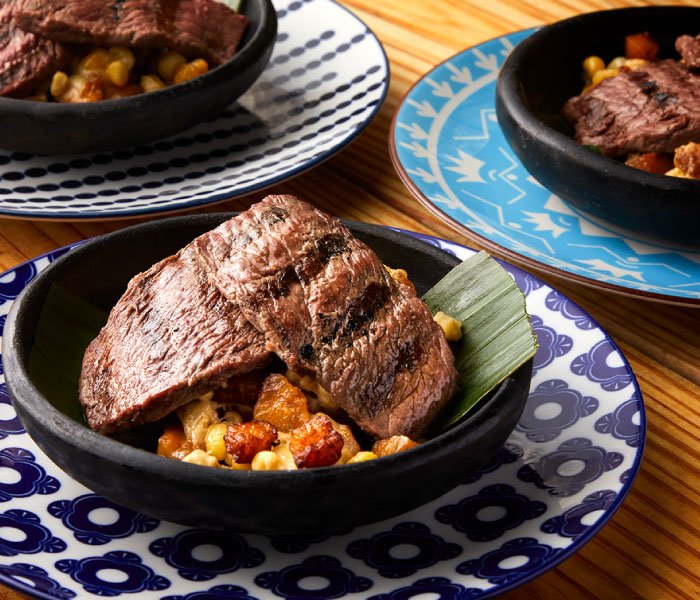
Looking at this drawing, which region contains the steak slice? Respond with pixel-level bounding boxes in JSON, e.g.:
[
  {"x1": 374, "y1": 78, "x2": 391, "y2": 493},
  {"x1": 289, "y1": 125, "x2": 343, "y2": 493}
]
[
  {"x1": 194, "y1": 195, "x2": 459, "y2": 440},
  {"x1": 12, "y1": 0, "x2": 248, "y2": 65},
  {"x1": 562, "y1": 59, "x2": 700, "y2": 156},
  {"x1": 79, "y1": 243, "x2": 271, "y2": 435},
  {"x1": 676, "y1": 34, "x2": 700, "y2": 70},
  {"x1": 0, "y1": 2, "x2": 69, "y2": 97}
]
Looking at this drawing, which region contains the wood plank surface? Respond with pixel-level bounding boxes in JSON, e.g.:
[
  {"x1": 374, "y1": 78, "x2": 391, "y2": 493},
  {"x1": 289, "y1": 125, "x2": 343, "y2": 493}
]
[{"x1": 2, "y1": 0, "x2": 700, "y2": 598}]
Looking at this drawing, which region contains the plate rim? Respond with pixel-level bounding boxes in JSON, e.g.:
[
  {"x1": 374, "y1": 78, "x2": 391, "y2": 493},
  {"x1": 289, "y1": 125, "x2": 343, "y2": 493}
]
[
  {"x1": 0, "y1": 0, "x2": 390, "y2": 222},
  {"x1": 0, "y1": 226, "x2": 645, "y2": 599},
  {"x1": 388, "y1": 29, "x2": 700, "y2": 309}
]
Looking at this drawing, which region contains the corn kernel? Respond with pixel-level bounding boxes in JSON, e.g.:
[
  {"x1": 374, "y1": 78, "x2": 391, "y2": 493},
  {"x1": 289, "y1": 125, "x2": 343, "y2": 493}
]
[
  {"x1": 205, "y1": 423, "x2": 229, "y2": 461},
  {"x1": 623, "y1": 58, "x2": 648, "y2": 71},
  {"x1": 50, "y1": 71, "x2": 69, "y2": 98},
  {"x1": 347, "y1": 451, "x2": 377, "y2": 463},
  {"x1": 582, "y1": 55, "x2": 605, "y2": 78},
  {"x1": 251, "y1": 450, "x2": 282, "y2": 471},
  {"x1": 433, "y1": 311, "x2": 463, "y2": 341},
  {"x1": 222, "y1": 410, "x2": 243, "y2": 424},
  {"x1": 666, "y1": 167, "x2": 690, "y2": 178},
  {"x1": 272, "y1": 436, "x2": 297, "y2": 470},
  {"x1": 177, "y1": 399, "x2": 218, "y2": 448},
  {"x1": 106, "y1": 60, "x2": 129, "y2": 86},
  {"x1": 607, "y1": 56, "x2": 626, "y2": 70},
  {"x1": 109, "y1": 46, "x2": 135, "y2": 70},
  {"x1": 173, "y1": 58, "x2": 209, "y2": 85},
  {"x1": 81, "y1": 49, "x2": 111, "y2": 73},
  {"x1": 224, "y1": 461, "x2": 251, "y2": 470},
  {"x1": 140, "y1": 74, "x2": 166, "y2": 93},
  {"x1": 591, "y1": 68, "x2": 618, "y2": 86},
  {"x1": 182, "y1": 449, "x2": 220, "y2": 468},
  {"x1": 158, "y1": 51, "x2": 187, "y2": 81}
]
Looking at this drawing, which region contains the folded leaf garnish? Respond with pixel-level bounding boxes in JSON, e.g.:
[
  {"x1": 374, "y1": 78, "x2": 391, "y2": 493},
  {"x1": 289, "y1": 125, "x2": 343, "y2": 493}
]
[{"x1": 422, "y1": 251, "x2": 537, "y2": 431}]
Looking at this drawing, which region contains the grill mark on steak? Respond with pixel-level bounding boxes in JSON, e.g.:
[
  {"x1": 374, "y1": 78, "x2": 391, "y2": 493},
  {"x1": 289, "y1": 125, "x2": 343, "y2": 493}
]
[
  {"x1": 193, "y1": 195, "x2": 459, "y2": 439},
  {"x1": 338, "y1": 281, "x2": 391, "y2": 341},
  {"x1": 562, "y1": 59, "x2": 700, "y2": 156},
  {"x1": 79, "y1": 243, "x2": 271, "y2": 434},
  {"x1": 12, "y1": 0, "x2": 249, "y2": 65}
]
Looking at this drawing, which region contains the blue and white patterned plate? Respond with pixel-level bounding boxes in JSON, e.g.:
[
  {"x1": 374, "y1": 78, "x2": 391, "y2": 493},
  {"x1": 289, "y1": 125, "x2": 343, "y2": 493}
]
[
  {"x1": 391, "y1": 29, "x2": 700, "y2": 307},
  {"x1": 0, "y1": 231, "x2": 644, "y2": 599},
  {"x1": 0, "y1": 0, "x2": 388, "y2": 220}
]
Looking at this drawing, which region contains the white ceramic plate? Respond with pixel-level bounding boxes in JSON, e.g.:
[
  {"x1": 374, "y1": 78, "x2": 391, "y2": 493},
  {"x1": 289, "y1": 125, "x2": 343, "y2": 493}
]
[
  {"x1": 0, "y1": 0, "x2": 388, "y2": 220},
  {"x1": 390, "y1": 29, "x2": 700, "y2": 307},
  {"x1": 0, "y1": 230, "x2": 644, "y2": 599}
]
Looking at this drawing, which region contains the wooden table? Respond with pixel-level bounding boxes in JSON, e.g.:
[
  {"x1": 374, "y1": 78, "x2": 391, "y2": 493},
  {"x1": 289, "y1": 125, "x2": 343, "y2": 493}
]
[{"x1": 2, "y1": 1, "x2": 700, "y2": 598}]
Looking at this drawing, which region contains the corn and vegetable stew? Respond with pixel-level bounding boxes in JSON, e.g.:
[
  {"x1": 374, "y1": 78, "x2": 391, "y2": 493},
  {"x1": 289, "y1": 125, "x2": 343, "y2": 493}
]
[{"x1": 28, "y1": 47, "x2": 209, "y2": 103}]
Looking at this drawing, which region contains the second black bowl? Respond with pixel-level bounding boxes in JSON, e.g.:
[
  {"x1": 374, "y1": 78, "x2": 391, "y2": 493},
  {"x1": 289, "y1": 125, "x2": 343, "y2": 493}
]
[
  {"x1": 496, "y1": 6, "x2": 700, "y2": 246},
  {"x1": 0, "y1": 0, "x2": 277, "y2": 155},
  {"x1": 3, "y1": 215, "x2": 532, "y2": 534}
]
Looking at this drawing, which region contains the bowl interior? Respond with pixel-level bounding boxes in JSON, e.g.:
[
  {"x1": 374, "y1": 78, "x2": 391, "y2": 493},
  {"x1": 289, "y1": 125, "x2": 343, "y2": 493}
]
[
  {"x1": 0, "y1": 0, "x2": 276, "y2": 154},
  {"x1": 21, "y1": 216, "x2": 466, "y2": 441},
  {"x1": 516, "y1": 7, "x2": 700, "y2": 133},
  {"x1": 5, "y1": 215, "x2": 532, "y2": 532}
]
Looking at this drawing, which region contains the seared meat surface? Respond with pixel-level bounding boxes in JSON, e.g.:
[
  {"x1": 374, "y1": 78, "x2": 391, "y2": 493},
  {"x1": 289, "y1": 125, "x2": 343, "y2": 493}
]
[
  {"x1": 81, "y1": 196, "x2": 458, "y2": 439},
  {"x1": 194, "y1": 195, "x2": 458, "y2": 439},
  {"x1": 10, "y1": 0, "x2": 248, "y2": 65},
  {"x1": 79, "y1": 243, "x2": 271, "y2": 434},
  {"x1": 676, "y1": 34, "x2": 700, "y2": 70},
  {"x1": 0, "y1": 2, "x2": 69, "y2": 96},
  {"x1": 562, "y1": 59, "x2": 700, "y2": 156}
]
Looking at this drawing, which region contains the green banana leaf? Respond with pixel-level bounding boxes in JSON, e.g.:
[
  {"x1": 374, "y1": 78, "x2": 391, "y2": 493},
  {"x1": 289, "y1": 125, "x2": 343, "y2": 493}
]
[{"x1": 422, "y1": 251, "x2": 537, "y2": 431}]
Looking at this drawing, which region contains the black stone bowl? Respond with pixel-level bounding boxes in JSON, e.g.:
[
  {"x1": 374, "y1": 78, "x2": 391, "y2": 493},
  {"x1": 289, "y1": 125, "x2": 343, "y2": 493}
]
[
  {"x1": 3, "y1": 215, "x2": 532, "y2": 534},
  {"x1": 0, "y1": 0, "x2": 276, "y2": 155},
  {"x1": 496, "y1": 6, "x2": 700, "y2": 246}
]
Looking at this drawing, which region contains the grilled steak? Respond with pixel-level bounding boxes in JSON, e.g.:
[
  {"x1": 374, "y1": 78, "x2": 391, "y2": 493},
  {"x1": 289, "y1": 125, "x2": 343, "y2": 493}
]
[
  {"x1": 562, "y1": 59, "x2": 700, "y2": 156},
  {"x1": 79, "y1": 243, "x2": 271, "y2": 434},
  {"x1": 0, "y1": 2, "x2": 69, "y2": 97},
  {"x1": 676, "y1": 34, "x2": 700, "y2": 70},
  {"x1": 194, "y1": 195, "x2": 459, "y2": 439},
  {"x1": 12, "y1": 0, "x2": 248, "y2": 65}
]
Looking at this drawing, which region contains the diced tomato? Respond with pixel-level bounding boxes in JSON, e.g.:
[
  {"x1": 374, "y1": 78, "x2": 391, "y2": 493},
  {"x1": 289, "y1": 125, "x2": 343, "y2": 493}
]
[
  {"x1": 157, "y1": 422, "x2": 188, "y2": 458},
  {"x1": 625, "y1": 32, "x2": 660, "y2": 60},
  {"x1": 625, "y1": 152, "x2": 674, "y2": 175}
]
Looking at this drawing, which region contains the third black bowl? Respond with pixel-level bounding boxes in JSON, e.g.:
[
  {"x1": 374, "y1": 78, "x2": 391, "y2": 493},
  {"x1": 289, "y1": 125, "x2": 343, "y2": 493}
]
[{"x1": 496, "y1": 6, "x2": 700, "y2": 246}]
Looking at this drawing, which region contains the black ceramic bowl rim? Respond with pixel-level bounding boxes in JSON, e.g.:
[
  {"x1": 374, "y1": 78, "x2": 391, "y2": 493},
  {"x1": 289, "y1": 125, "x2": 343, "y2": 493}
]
[
  {"x1": 4, "y1": 215, "x2": 531, "y2": 501},
  {"x1": 497, "y1": 6, "x2": 700, "y2": 194},
  {"x1": 0, "y1": 0, "x2": 275, "y2": 114}
]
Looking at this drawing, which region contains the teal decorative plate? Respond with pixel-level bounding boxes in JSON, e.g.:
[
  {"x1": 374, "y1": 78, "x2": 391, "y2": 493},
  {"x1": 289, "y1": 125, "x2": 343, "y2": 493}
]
[{"x1": 390, "y1": 29, "x2": 700, "y2": 307}]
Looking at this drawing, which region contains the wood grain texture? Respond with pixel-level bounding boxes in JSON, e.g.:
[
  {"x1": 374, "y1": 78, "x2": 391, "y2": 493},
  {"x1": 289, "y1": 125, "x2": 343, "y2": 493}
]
[{"x1": 1, "y1": 1, "x2": 700, "y2": 598}]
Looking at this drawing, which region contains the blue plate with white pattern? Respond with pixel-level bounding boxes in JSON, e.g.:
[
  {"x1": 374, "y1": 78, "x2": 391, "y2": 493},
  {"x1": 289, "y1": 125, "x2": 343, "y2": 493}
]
[
  {"x1": 390, "y1": 29, "x2": 700, "y2": 307},
  {"x1": 0, "y1": 0, "x2": 388, "y2": 220},
  {"x1": 0, "y1": 231, "x2": 644, "y2": 599}
]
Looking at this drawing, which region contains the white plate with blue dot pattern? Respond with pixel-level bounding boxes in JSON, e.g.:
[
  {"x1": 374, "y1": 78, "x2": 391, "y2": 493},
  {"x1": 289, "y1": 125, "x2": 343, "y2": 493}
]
[
  {"x1": 0, "y1": 230, "x2": 644, "y2": 599},
  {"x1": 0, "y1": 0, "x2": 388, "y2": 220},
  {"x1": 391, "y1": 29, "x2": 700, "y2": 308}
]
